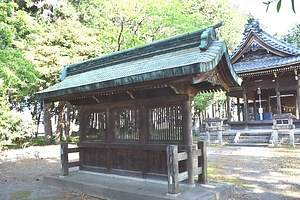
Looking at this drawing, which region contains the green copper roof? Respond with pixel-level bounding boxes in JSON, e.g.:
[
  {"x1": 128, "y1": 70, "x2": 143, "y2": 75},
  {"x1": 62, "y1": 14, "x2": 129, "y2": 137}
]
[{"x1": 36, "y1": 23, "x2": 241, "y2": 101}]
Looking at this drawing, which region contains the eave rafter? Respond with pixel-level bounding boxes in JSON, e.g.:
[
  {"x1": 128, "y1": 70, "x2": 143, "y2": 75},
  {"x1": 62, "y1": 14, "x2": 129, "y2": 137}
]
[{"x1": 238, "y1": 64, "x2": 300, "y2": 78}]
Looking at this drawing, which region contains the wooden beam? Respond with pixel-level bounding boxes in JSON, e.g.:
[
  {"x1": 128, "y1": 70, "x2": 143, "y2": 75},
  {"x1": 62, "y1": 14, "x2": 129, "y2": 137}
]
[{"x1": 170, "y1": 84, "x2": 198, "y2": 96}]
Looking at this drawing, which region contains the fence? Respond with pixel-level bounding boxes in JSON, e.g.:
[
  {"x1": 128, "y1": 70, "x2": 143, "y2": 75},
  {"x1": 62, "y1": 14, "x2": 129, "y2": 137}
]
[
  {"x1": 166, "y1": 141, "x2": 207, "y2": 195},
  {"x1": 61, "y1": 141, "x2": 80, "y2": 176}
]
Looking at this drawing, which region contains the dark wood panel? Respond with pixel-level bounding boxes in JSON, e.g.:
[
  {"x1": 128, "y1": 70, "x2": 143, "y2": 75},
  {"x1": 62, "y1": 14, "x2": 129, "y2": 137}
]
[
  {"x1": 82, "y1": 148, "x2": 107, "y2": 168},
  {"x1": 147, "y1": 151, "x2": 167, "y2": 174},
  {"x1": 80, "y1": 146, "x2": 170, "y2": 177}
]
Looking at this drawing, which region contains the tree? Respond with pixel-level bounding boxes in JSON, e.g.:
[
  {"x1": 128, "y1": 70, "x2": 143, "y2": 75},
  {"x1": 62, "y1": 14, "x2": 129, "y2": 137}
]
[
  {"x1": 281, "y1": 24, "x2": 300, "y2": 47},
  {"x1": 0, "y1": 0, "x2": 248, "y2": 145}
]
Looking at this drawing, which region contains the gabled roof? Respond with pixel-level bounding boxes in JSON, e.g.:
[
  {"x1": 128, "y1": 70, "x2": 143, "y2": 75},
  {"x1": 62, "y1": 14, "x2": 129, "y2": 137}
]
[
  {"x1": 36, "y1": 23, "x2": 241, "y2": 102},
  {"x1": 231, "y1": 19, "x2": 300, "y2": 76}
]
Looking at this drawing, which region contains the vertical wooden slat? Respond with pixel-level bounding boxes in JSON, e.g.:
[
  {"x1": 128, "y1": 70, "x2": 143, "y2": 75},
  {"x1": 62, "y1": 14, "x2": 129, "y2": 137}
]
[{"x1": 198, "y1": 141, "x2": 207, "y2": 184}]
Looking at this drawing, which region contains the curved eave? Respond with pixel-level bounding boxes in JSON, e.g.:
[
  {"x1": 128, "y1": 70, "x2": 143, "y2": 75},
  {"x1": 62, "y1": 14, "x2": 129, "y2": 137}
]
[{"x1": 217, "y1": 53, "x2": 242, "y2": 91}]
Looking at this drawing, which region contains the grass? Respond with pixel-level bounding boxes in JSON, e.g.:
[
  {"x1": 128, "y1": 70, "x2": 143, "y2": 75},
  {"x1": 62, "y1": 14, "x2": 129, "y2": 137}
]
[
  {"x1": 10, "y1": 190, "x2": 32, "y2": 200},
  {"x1": 207, "y1": 162, "x2": 245, "y2": 187}
]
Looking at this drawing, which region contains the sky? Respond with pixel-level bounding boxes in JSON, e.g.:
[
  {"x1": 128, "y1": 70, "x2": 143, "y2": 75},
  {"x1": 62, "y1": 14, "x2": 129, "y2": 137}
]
[{"x1": 230, "y1": 0, "x2": 300, "y2": 35}]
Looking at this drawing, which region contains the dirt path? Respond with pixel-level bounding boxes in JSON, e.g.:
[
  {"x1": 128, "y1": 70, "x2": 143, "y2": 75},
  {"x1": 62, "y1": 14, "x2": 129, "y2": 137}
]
[
  {"x1": 0, "y1": 145, "x2": 299, "y2": 199},
  {"x1": 0, "y1": 145, "x2": 98, "y2": 200},
  {"x1": 208, "y1": 146, "x2": 300, "y2": 200}
]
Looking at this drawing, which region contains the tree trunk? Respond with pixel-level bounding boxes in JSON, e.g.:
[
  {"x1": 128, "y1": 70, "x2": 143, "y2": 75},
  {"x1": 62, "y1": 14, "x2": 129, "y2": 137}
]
[
  {"x1": 44, "y1": 102, "x2": 52, "y2": 145},
  {"x1": 55, "y1": 101, "x2": 66, "y2": 144}
]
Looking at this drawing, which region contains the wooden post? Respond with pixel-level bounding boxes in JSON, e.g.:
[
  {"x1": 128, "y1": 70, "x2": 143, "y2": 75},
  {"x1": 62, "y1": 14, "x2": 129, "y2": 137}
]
[
  {"x1": 61, "y1": 141, "x2": 69, "y2": 176},
  {"x1": 297, "y1": 78, "x2": 300, "y2": 119},
  {"x1": 242, "y1": 83, "x2": 249, "y2": 128},
  {"x1": 275, "y1": 78, "x2": 282, "y2": 114},
  {"x1": 198, "y1": 141, "x2": 207, "y2": 184},
  {"x1": 106, "y1": 107, "x2": 113, "y2": 173},
  {"x1": 182, "y1": 98, "x2": 194, "y2": 186},
  {"x1": 167, "y1": 145, "x2": 180, "y2": 195},
  {"x1": 226, "y1": 95, "x2": 231, "y2": 122},
  {"x1": 237, "y1": 97, "x2": 241, "y2": 121}
]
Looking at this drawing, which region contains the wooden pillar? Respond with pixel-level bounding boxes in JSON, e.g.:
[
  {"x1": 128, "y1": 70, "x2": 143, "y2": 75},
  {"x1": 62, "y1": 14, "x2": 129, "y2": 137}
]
[
  {"x1": 275, "y1": 78, "x2": 282, "y2": 114},
  {"x1": 167, "y1": 145, "x2": 180, "y2": 195},
  {"x1": 267, "y1": 90, "x2": 271, "y2": 113},
  {"x1": 237, "y1": 97, "x2": 241, "y2": 121},
  {"x1": 78, "y1": 108, "x2": 88, "y2": 142},
  {"x1": 182, "y1": 98, "x2": 193, "y2": 146},
  {"x1": 197, "y1": 141, "x2": 207, "y2": 184},
  {"x1": 242, "y1": 83, "x2": 249, "y2": 128},
  {"x1": 139, "y1": 106, "x2": 147, "y2": 144},
  {"x1": 297, "y1": 77, "x2": 300, "y2": 119},
  {"x1": 140, "y1": 106, "x2": 148, "y2": 178},
  {"x1": 78, "y1": 108, "x2": 88, "y2": 171},
  {"x1": 253, "y1": 98, "x2": 257, "y2": 120},
  {"x1": 106, "y1": 107, "x2": 113, "y2": 173},
  {"x1": 182, "y1": 97, "x2": 194, "y2": 186},
  {"x1": 226, "y1": 94, "x2": 231, "y2": 122}
]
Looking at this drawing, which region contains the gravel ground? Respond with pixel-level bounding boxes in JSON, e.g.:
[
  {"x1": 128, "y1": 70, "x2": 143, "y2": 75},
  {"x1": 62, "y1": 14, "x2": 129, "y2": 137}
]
[
  {"x1": 208, "y1": 146, "x2": 300, "y2": 200},
  {"x1": 0, "y1": 145, "x2": 299, "y2": 200}
]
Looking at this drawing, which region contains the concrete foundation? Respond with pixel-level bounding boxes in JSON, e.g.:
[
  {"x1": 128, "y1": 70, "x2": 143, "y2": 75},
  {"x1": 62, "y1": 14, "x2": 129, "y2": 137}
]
[{"x1": 44, "y1": 171, "x2": 234, "y2": 200}]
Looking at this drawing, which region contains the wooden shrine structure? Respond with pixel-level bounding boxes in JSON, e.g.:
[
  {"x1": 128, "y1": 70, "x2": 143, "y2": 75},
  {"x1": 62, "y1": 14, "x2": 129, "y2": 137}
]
[
  {"x1": 36, "y1": 23, "x2": 241, "y2": 186},
  {"x1": 227, "y1": 19, "x2": 300, "y2": 129}
]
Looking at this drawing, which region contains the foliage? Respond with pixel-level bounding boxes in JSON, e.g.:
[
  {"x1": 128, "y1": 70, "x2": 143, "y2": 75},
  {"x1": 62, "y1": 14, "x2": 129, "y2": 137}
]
[
  {"x1": 194, "y1": 92, "x2": 214, "y2": 111},
  {"x1": 0, "y1": 48, "x2": 40, "y2": 104},
  {"x1": 0, "y1": 92, "x2": 35, "y2": 149},
  {"x1": 281, "y1": 24, "x2": 300, "y2": 47},
  {"x1": 0, "y1": 0, "x2": 248, "y2": 146},
  {"x1": 264, "y1": 0, "x2": 296, "y2": 13},
  {"x1": 194, "y1": 91, "x2": 226, "y2": 111}
]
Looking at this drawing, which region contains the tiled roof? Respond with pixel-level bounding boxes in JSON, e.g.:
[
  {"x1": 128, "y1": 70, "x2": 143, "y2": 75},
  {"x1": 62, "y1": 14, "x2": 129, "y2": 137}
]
[
  {"x1": 231, "y1": 19, "x2": 300, "y2": 75},
  {"x1": 234, "y1": 55, "x2": 300, "y2": 73},
  {"x1": 231, "y1": 19, "x2": 300, "y2": 57},
  {"x1": 35, "y1": 24, "x2": 241, "y2": 100}
]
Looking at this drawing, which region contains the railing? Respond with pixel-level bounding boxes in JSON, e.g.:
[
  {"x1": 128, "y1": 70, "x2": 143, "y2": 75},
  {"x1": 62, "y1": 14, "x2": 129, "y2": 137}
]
[
  {"x1": 61, "y1": 141, "x2": 80, "y2": 176},
  {"x1": 166, "y1": 141, "x2": 207, "y2": 195}
]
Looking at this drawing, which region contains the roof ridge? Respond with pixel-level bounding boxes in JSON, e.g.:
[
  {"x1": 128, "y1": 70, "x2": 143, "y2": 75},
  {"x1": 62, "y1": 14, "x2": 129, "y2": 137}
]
[{"x1": 61, "y1": 23, "x2": 222, "y2": 79}]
